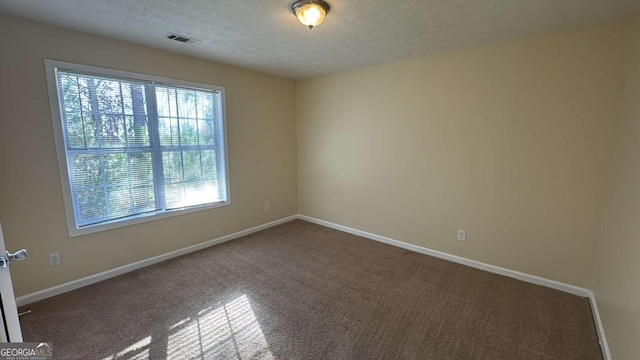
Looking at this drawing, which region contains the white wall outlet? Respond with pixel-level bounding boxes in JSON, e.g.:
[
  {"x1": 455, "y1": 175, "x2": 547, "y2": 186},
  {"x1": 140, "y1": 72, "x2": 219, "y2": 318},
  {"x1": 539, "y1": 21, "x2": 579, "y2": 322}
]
[
  {"x1": 264, "y1": 202, "x2": 270, "y2": 212},
  {"x1": 457, "y1": 229, "x2": 466, "y2": 242},
  {"x1": 49, "y1": 253, "x2": 61, "y2": 266}
]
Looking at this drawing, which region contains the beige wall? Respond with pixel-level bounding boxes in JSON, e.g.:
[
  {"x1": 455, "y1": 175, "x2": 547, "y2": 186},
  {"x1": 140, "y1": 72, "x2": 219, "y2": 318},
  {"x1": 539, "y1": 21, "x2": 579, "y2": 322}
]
[
  {"x1": 592, "y1": 14, "x2": 640, "y2": 360},
  {"x1": 0, "y1": 14, "x2": 298, "y2": 297},
  {"x1": 297, "y1": 18, "x2": 635, "y2": 288}
]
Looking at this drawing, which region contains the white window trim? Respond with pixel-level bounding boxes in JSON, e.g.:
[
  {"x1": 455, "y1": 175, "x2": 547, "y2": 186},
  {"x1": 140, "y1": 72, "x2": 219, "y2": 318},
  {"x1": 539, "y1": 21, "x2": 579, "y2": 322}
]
[{"x1": 44, "y1": 59, "x2": 231, "y2": 237}]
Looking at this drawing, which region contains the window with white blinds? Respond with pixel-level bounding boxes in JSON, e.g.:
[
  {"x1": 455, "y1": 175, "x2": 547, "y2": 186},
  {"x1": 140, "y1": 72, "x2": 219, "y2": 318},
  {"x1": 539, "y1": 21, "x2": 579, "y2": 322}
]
[{"x1": 45, "y1": 60, "x2": 229, "y2": 236}]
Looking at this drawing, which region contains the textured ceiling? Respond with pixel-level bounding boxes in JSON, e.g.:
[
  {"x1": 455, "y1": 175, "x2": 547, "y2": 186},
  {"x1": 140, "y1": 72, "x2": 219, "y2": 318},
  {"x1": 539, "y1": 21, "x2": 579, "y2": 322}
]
[{"x1": 0, "y1": 0, "x2": 639, "y2": 79}]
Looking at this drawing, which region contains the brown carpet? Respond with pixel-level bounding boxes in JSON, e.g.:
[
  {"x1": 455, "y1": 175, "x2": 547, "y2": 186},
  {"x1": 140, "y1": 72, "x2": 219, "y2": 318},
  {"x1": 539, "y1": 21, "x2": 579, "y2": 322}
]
[{"x1": 19, "y1": 220, "x2": 602, "y2": 360}]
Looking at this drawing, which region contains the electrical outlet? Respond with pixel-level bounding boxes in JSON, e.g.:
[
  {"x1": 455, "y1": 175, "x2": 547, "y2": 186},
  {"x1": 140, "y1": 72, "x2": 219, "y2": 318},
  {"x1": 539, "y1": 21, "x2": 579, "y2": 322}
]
[
  {"x1": 264, "y1": 203, "x2": 270, "y2": 212},
  {"x1": 49, "y1": 253, "x2": 61, "y2": 266},
  {"x1": 457, "y1": 229, "x2": 466, "y2": 242}
]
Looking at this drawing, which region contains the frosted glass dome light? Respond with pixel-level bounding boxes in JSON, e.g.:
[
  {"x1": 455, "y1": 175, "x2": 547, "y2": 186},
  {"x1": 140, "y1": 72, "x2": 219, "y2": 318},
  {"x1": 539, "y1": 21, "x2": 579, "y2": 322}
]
[{"x1": 291, "y1": 0, "x2": 330, "y2": 30}]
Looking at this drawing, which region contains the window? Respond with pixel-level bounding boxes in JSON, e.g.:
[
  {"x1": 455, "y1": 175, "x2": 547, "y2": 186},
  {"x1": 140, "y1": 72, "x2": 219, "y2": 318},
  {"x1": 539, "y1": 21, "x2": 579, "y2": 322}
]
[{"x1": 45, "y1": 60, "x2": 229, "y2": 236}]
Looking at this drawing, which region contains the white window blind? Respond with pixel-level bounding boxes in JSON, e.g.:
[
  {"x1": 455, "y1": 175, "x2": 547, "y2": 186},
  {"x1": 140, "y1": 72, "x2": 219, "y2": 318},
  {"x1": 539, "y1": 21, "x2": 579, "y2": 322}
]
[{"x1": 46, "y1": 61, "x2": 229, "y2": 236}]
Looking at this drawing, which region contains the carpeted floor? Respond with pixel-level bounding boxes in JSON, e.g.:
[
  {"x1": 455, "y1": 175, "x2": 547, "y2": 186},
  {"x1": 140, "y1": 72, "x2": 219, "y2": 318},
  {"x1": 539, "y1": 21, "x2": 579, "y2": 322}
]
[{"x1": 19, "y1": 220, "x2": 602, "y2": 359}]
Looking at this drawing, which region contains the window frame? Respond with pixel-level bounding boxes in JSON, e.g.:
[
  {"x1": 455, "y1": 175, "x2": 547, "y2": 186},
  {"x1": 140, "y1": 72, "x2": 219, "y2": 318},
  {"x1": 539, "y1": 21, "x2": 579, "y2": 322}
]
[{"x1": 44, "y1": 59, "x2": 231, "y2": 237}]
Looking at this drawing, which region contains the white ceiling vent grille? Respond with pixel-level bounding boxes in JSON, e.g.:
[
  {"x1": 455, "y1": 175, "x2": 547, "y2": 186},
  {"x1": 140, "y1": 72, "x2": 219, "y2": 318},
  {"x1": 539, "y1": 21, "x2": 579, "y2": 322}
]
[{"x1": 166, "y1": 33, "x2": 200, "y2": 44}]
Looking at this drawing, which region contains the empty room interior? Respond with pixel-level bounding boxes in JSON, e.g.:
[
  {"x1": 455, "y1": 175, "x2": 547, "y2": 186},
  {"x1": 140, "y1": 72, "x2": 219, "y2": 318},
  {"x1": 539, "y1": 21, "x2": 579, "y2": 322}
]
[{"x1": 1, "y1": 0, "x2": 640, "y2": 359}]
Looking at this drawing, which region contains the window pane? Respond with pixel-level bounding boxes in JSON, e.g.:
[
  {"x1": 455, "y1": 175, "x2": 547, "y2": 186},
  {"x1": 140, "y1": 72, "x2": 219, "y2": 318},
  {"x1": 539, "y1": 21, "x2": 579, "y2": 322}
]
[
  {"x1": 162, "y1": 151, "x2": 183, "y2": 184},
  {"x1": 165, "y1": 181, "x2": 219, "y2": 210},
  {"x1": 156, "y1": 85, "x2": 218, "y2": 148},
  {"x1": 158, "y1": 117, "x2": 179, "y2": 147},
  {"x1": 156, "y1": 87, "x2": 177, "y2": 118},
  {"x1": 183, "y1": 151, "x2": 201, "y2": 181},
  {"x1": 58, "y1": 71, "x2": 151, "y2": 150},
  {"x1": 82, "y1": 114, "x2": 98, "y2": 148},
  {"x1": 105, "y1": 153, "x2": 129, "y2": 185},
  {"x1": 108, "y1": 186, "x2": 133, "y2": 217},
  {"x1": 70, "y1": 154, "x2": 102, "y2": 188},
  {"x1": 130, "y1": 153, "x2": 153, "y2": 183},
  {"x1": 196, "y1": 92, "x2": 214, "y2": 120},
  {"x1": 58, "y1": 74, "x2": 81, "y2": 113},
  {"x1": 177, "y1": 89, "x2": 197, "y2": 119},
  {"x1": 180, "y1": 119, "x2": 199, "y2": 146},
  {"x1": 70, "y1": 151, "x2": 157, "y2": 226},
  {"x1": 76, "y1": 188, "x2": 106, "y2": 223},
  {"x1": 132, "y1": 184, "x2": 156, "y2": 212},
  {"x1": 97, "y1": 115, "x2": 125, "y2": 148},
  {"x1": 64, "y1": 112, "x2": 86, "y2": 149},
  {"x1": 198, "y1": 119, "x2": 215, "y2": 145},
  {"x1": 121, "y1": 83, "x2": 135, "y2": 115},
  {"x1": 95, "y1": 78, "x2": 123, "y2": 114},
  {"x1": 124, "y1": 82, "x2": 150, "y2": 147},
  {"x1": 129, "y1": 154, "x2": 156, "y2": 212},
  {"x1": 125, "y1": 115, "x2": 150, "y2": 147},
  {"x1": 162, "y1": 150, "x2": 221, "y2": 209},
  {"x1": 201, "y1": 149, "x2": 217, "y2": 179}
]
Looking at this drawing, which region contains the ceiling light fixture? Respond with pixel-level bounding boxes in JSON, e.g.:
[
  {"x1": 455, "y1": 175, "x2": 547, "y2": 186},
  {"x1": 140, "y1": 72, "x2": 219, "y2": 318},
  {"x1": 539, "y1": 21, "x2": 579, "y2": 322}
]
[{"x1": 291, "y1": 0, "x2": 330, "y2": 30}]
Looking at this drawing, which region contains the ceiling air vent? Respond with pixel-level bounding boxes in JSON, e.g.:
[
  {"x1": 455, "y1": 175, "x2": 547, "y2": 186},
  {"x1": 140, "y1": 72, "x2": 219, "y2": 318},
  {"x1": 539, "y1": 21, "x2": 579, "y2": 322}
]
[{"x1": 166, "y1": 33, "x2": 200, "y2": 44}]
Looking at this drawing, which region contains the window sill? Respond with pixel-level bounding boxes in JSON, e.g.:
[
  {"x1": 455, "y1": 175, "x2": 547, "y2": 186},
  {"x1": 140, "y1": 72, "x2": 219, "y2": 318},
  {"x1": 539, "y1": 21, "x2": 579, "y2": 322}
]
[{"x1": 67, "y1": 200, "x2": 231, "y2": 237}]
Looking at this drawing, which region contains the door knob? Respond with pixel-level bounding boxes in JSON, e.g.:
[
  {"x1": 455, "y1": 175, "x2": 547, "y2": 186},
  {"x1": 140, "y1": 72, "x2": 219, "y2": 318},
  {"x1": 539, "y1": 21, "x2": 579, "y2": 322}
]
[
  {"x1": 0, "y1": 249, "x2": 28, "y2": 270},
  {"x1": 6, "y1": 249, "x2": 27, "y2": 262}
]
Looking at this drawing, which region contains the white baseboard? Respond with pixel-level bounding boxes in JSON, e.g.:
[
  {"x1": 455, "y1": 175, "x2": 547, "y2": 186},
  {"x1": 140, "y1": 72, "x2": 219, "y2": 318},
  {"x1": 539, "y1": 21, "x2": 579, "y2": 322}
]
[
  {"x1": 297, "y1": 215, "x2": 590, "y2": 297},
  {"x1": 589, "y1": 293, "x2": 611, "y2": 360},
  {"x1": 16, "y1": 215, "x2": 298, "y2": 307}
]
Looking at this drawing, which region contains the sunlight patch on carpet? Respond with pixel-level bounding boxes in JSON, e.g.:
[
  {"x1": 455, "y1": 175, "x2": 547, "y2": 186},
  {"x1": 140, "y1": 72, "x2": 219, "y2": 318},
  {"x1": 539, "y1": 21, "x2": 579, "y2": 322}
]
[
  {"x1": 102, "y1": 336, "x2": 151, "y2": 359},
  {"x1": 167, "y1": 294, "x2": 274, "y2": 359}
]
